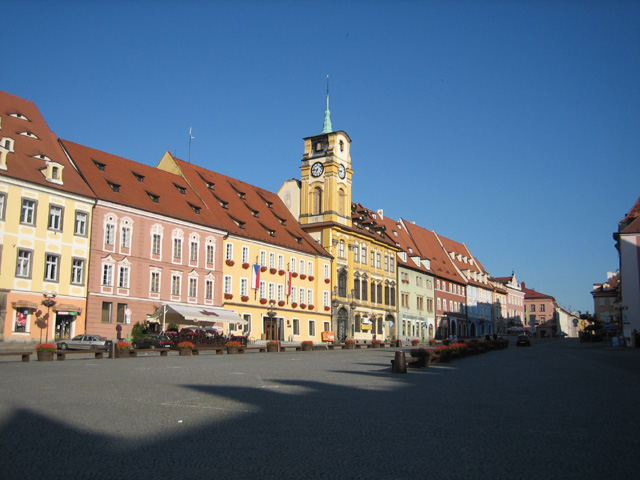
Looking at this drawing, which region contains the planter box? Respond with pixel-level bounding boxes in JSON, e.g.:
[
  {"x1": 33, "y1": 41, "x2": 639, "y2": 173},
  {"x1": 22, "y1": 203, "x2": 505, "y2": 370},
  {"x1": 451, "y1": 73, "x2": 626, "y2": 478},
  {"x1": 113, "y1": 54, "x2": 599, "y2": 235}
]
[
  {"x1": 179, "y1": 349, "x2": 192, "y2": 356},
  {"x1": 37, "y1": 351, "x2": 54, "y2": 362},
  {"x1": 115, "y1": 350, "x2": 136, "y2": 358}
]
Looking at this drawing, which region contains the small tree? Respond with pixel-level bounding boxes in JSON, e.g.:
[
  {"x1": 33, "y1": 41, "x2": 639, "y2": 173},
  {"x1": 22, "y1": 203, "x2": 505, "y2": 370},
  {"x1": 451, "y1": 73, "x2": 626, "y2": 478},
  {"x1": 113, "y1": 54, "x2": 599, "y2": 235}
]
[{"x1": 131, "y1": 321, "x2": 146, "y2": 341}]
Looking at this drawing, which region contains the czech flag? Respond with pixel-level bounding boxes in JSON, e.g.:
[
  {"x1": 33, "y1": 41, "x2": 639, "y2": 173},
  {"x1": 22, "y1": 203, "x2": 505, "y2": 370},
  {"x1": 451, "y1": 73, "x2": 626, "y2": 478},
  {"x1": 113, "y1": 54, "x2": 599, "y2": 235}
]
[{"x1": 252, "y1": 264, "x2": 261, "y2": 290}]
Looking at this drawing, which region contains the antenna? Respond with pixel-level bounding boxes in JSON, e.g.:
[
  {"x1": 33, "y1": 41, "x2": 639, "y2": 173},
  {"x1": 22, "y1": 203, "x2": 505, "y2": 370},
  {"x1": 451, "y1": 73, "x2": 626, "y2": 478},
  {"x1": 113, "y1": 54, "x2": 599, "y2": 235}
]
[{"x1": 188, "y1": 127, "x2": 194, "y2": 163}]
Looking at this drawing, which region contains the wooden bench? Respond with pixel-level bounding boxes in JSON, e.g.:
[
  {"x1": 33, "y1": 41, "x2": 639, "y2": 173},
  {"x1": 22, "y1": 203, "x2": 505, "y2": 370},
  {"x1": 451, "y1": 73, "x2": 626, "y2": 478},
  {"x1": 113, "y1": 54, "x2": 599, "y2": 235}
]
[
  {"x1": 0, "y1": 351, "x2": 33, "y2": 362},
  {"x1": 134, "y1": 348, "x2": 169, "y2": 357},
  {"x1": 193, "y1": 346, "x2": 225, "y2": 355},
  {"x1": 279, "y1": 346, "x2": 303, "y2": 352},
  {"x1": 56, "y1": 350, "x2": 105, "y2": 361},
  {"x1": 390, "y1": 356, "x2": 422, "y2": 369},
  {"x1": 242, "y1": 346, "x2": 267, "y2": 353}
]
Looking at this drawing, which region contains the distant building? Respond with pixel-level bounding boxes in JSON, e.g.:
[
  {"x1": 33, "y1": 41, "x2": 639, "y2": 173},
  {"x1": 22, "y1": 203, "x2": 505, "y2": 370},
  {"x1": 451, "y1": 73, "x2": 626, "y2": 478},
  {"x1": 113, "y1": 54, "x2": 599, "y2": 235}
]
[
  {"x1": 591, "y1": 271, "x2": 620, "y2": 333},
  {"x1": 522, "y1": 282, "x2": 559, "y2": 338},
  {"x1": 493, "y1": 273, "x2": 526, "y2": 332},
  {"x1": 614, "y1": 197, "x2": 640, "y2": 343}
]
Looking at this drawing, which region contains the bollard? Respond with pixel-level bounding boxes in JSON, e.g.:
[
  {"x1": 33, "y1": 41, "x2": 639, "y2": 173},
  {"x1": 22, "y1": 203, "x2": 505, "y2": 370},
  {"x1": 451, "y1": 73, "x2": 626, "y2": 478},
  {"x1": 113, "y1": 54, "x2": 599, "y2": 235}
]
[{"x1": 392, "y1": 350, "x2": 407, "y2": 374}]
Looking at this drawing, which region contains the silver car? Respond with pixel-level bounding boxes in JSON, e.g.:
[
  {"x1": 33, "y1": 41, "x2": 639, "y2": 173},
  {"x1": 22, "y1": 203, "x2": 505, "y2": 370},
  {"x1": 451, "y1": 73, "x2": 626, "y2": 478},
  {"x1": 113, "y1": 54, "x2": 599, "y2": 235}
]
[{"x1": 57, "y1": 334, "x2": 109, "y2": 351}]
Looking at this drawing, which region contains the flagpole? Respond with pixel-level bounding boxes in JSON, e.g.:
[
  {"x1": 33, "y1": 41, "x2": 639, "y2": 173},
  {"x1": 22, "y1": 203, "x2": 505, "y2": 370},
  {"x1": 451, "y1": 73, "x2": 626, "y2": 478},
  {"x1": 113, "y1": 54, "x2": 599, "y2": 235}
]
[{"x1": 188, "y1": 127, "x2": 194, "y2": 163}]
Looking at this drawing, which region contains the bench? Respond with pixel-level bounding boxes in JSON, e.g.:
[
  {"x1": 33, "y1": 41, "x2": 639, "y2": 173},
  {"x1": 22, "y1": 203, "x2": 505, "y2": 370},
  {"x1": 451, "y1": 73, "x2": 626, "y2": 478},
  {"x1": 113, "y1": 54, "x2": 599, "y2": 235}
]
[
  {"x1": 134, "y1": 348, "x2": 169, "y2": 357},
  {"x1": 56, "y1": 350, "x2": 105, "y2": 361},
  {"x1": 390, "y1": 356, "x2": 422, "y2": 369},
  {"x1": 192, "y1": 346, "x2": 225, "y2": 355},
  {"x1": 279, "y1": 346, "x2": 303, "y2": 352},
  {"x1": 242, "y1": 346, "x2": 267, "y2": 353},
  {"x1": 0, "y1": 351, "x2": 33, "y2": 362}
]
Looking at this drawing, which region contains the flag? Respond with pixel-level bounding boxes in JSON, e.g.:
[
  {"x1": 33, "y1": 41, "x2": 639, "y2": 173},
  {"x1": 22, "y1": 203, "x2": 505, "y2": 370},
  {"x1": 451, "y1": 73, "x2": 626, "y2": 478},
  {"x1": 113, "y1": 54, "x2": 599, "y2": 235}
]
[
  {"x1": 286, "y1": 271, "x2": 292, "y2": 296},
  {"x1": 252, "y1": 264, "x2": 261, "y2": 290}
]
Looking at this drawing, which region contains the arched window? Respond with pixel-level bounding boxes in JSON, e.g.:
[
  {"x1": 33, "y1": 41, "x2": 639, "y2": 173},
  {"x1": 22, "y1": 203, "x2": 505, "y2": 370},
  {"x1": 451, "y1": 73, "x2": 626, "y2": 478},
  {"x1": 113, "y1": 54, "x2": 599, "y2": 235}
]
[
  {"x1": 312, "y1": 187, "x2": 322, "y2": 215},
  {"x1": 338, "y1": 269, "x2": 347, "y2": 297}
]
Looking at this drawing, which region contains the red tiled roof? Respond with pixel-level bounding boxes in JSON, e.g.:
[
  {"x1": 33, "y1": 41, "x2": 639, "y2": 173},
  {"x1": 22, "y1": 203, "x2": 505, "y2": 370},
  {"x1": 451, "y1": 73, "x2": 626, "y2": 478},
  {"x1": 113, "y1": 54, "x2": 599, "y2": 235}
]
[
  {"x1": 60, "y1": 140, "x2": 216, "y2": 228},
  {"x1": 0, "y1": 90, "x2": 94, "y2": 198},
  {"x1": 621, "y1": 197, "x2": 640, "y2": 225},
  {"x1": 522, "y1": 285, "x2": 555, "y2": 301},
  {"x1": 163, "y1": 155, "x2": 331, "y2": 258},
  {"x1": 375, "y1": 213, "x2": 431, "y2": 272},
  {"x1": 402, "y1": 220, "x2": 467, "y2": 284}
]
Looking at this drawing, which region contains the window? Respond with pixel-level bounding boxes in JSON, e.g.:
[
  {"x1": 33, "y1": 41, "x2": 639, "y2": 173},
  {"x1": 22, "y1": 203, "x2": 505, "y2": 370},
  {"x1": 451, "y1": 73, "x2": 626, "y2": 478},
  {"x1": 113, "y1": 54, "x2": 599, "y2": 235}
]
[
  {"x1": 269, "y1": 253, "x2": 276, "y2": 269},
  {"x1": 530, "y1": 304, "x2": 535, "y2": 312},
  {"x1": 224, "y1": 276, "x2": 232, "y2": 295},
  {"x1": 324, "y1": 264, "x2": 330, "y2": 280},
  {"x1": 101, "y1": 302, "x2": 112, "y2": 323},
  {"x1": 189, "y1": 278, "x2": 197, "y2": 297},
  {"x1": 118, "y1": 266, "x2": 130, "y2": 288},
  {"x1": 240, "y1": 278, "x2": 248, "y2": 297},
  {"x1": 259, "y1": 281, "x2": 266, "y2": 299},
  {"x1": 277, "y1": 284, "x2": 284, "y2": 302},
  {"x1": 401, "y1": 293, "x2": 409, "y2": 308},
  {"x1": 307, "y1": 289, "x2": 313, "y2": 306},
  {"x1": 299, "y1": 259, "x2": 305, "y2": 275},
  {"x1": 353, "y1": 245, "x2": 359, "y2": 263},
  {"x1": 173, "y1": 238, "x2": 182, "y2": 260},
  {"x1": 268, "y1": 283, "x2": 275, "y2": 300},
  {"x1": 116, "y1": 303, "x2": 127, "y2": 324},
  {"x1": 260, "y1": 250, "x2": 267, "y2": 266},
  {"x1": 312, "y1": 187, "x2": 322, "y2": 215},
  {"x1": 121, "y1": 226, "x2": 131, "y2": 249},
  {"x1": 293, "y1": 319, "x2": 300, "y2": 336},
  {"x1": 20, "y1": 199, "x2": 36, "y2": 225},
  {"x1": 426, "y1": 298, "x2": 434, "y2": 313},
  {"x1": 291, "y1": 286, "x2": 297, "y2": 303},
  {"x1": 384, "y1": 255, "x2": 389, "y2": 272},
  {"x1": 16, "y1": 250, "x2": 32, "y2": 277},
  {"x1": 353, "y1": 279, "x2": 360, "y2": 300},
  {"x1": 338, "y1": 241, "x2": 345, "y2": 259},
  {"x1": 436, "y1": 279, "x2": 441, "y2": 290},
  {"x1": 150, "y1": 272, "x2": 160, "y2": 293},
  {"x1": 371, "y1": 282, "x2": 376, "y2": 303},
  {"x1": 0, "y1": 193, "x2": 6, "y2": 220},
  {"x1": 540, "y1": 304, "x2": 545, "y2": 312},
  {"x1": 171, "y1": 275, "x2": 181, "y2": 296},
  {"x1": 309, "y1": 320, "x2": 316, "y2": 337},
  {"x1": 417, "y1": 296, "x2": 424, "y2": 311},
  {"x1": 338, "y1": 270, "x2": 347, "y2": 297},
  {"x1": 384, "y1": 285, "x2": 390, "y2": 305},
  {"x1": 324, "y1": 291, "x2": 330, "y2": 308},
  {"x1": 361, "y1": 245, "x2": 367, "y2": 264},
  {"x1": 74, "y1": 211, "x2": 88, "y2": 236},
  {"x1": 226, "y1": 243, "x2": 234, "y2": 261},
  {"x1": 291, "y1": 257, "x2": 297, "y2": 273},
  {"x1": 307, "y1": 261, "x2": 313, "y2": 277},
  {"x1": 14, "y1": 309, "x2": 29, "y2": 333},
  {"x1": 362, "y1": 279, "x2": 368, "y2": 301},
  {"x1": 102, "y1": 264, "x2": 114, "y2": 286},
  {"x1": 437, "y1": 298, "x2": 441, "y2": 311},
  {"x1": 71, "y1": 259, "x2": 85, "y2": 285},
  {"x1": 152, "y1": 234, "x2": 161, "y2": 255},
  {"x1": 190, "y1": 241, "x2": 198, "y2": 262},
  {"x1": 205, "y1": 279, "x2": 214, "y2": 300},
  {"x1": 44, "y1": 254, "x2": 59, "y2": 281},
  {"x1": 299, "y1": 288, "x2": 305, "y2": 305},
  {"x1": 242, "y1": 246, "x2": 250, "y2": 265},
  {"x1": 105, "y1": 223, "x2": 115, "y2": 245},
  {"x1": 278, "y1": 254, "x2": 284, "y2": 271},
  {"x1": 370, "y1": 250, "x2": 375, "y2": 267},
  {"x1": 48, "y1": 205, "x2": 63, "y2": 231},
  {"x1": 389, "y1": 256, "x2": 395, "y2": 273}
]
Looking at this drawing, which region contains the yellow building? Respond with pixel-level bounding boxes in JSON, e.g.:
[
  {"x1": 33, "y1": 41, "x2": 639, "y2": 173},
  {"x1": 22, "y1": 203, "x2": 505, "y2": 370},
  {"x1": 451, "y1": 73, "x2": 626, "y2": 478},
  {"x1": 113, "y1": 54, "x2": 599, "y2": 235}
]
[
  {"x1": 157, "y1": 153, "x2": 333, "y2": 344},
  {"x1": 279, "y1": 93, "x2": 400, "y2": 342},
  {"x1": 0, "y1": 91, "x2": 95, "y2": 343}
]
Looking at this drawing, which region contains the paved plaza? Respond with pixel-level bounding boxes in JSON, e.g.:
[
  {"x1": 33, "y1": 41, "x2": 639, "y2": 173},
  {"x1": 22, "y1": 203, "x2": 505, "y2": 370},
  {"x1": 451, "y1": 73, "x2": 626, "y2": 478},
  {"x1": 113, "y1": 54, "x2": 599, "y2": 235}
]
[{"x1": 0, "y1": 339, "x2": 638, "y2": 479}]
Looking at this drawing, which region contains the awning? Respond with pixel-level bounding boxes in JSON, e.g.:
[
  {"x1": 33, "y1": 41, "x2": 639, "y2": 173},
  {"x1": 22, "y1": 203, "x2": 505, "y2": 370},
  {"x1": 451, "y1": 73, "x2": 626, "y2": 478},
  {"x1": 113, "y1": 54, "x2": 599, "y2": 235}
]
[
  {"x1": 149, "y1": 304, "x2": 246, "y2": 326},
  {"x1": 11, "y1": 301, "x2": 39, "y2": 309}
]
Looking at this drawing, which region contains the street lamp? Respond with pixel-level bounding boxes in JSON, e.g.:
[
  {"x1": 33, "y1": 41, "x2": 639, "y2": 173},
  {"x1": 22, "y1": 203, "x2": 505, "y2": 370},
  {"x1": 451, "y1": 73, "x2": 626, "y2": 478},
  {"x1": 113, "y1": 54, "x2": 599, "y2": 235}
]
[
  {"x1": 267, "y1": 300, "x2": 277, "y2": 346},
  {"x1": 42, "y1": 290, "x2": 57, "y2": 342}
]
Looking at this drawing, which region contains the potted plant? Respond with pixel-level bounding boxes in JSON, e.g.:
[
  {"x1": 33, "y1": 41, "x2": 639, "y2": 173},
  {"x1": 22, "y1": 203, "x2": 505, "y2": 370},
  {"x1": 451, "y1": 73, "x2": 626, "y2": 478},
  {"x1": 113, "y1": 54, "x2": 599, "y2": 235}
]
[
  {"x1": 301, "y1": 340, "x2": 313, "y2": 351},
  {"x1": 308, "y1": 276, "x2": 314, "y2": 281},
  {"x1": 291, "y1": 302, "x2": 298, "y2": 308},
  {"x1": 389, "y1": 338, "x2": 399, "y2": 347},
  {"x1": 36, "y1": 343, "x2": 56, "y2": 361},
  {"x1": 411, "y1": 339, "x2": 420, "y2": 346},
  {"x1": 308, "y1": 305, "x2": 314, "y2": 310},
  {"x1": 300, "y1": 303, "x2": 307, "y2": 309},
  {"x1": 410, "y1": 348, "x2": 434, "y2": 367},
  {"x1": 260, "y1": 266, "x2": 268, "y2": 272},
  {"x1": 224, "y1": 293, "x2": 233, "y2": 300},
  {"x1": 344, "y1": 339, "x2": 355, "y2": 349},
  {"x1": 270, "y1": 267, "x2": 277, "y2": 274},
  {"x1": 279, "y1": 269, "x2": 285, "y2": 276},
  {"x1": 292, "y1": 272, "x2": 298, "y2": 278},
  {"x1": 266, "y1": 340, "x2": 280, "y2": 353},
  {"x1": 177, "y1": 341, "x2": 195, "y2": 356},
  {"x1": 241, "y1": 295, "x2": 249, "y2": 302},
  {"x1": 371, "y1": 339, "x2": 382, "y2": 348},
  {"x1": 259, "y1": 298, "x2": 268, "y2": 305},
  {"x1": 278, "y1": 300, "x2": 285, "y2": 307},
  {"x1": 434, "y1": 345, "x2": 451, "y2": 363},
  {"x1": 324, "y1": 278, "x2": 331, "y2": 284},
  {"x1": 226, "y1": 340, "x2": 242, "y2": 354},
  {"x1": 324, "y1": 306, "x2": 331, "y2": 311},
  {"x1": 225, "y1": 260, "x2": 235, "y2": 266},
  {"x1": 300, "y1": 274, "x2": 307, "y2": 280},
  {"x1": 429, "y1": 339, "x2": 437, "y2": 346},
  {"x1": 115, "y1": 342, "x2": 135, "y2": 358},
  {"x1": 242, "y1": 262, "x2": 250, "y2": 269}
]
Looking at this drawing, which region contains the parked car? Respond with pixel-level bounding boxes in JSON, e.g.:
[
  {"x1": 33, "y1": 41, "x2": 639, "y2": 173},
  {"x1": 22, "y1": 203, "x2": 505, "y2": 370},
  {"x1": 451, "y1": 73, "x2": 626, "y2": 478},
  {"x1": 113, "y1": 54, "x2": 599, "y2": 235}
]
[
  {"x1": 57, "y1": 334, "x2": 109, "y2": 350},
  {"x1": 516, "y1": 334, "x2": 531, "y2": 347},
  {"x1": 132, "y1": 334, "x2": 172, "y2": 349}
]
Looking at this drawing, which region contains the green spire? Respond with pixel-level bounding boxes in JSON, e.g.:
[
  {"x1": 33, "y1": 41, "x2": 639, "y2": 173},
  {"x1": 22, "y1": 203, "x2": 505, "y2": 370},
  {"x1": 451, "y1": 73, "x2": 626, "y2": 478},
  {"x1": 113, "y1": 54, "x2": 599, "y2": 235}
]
[{"x1": 321, "y1": 75, "x2": 332, "y2": 134}]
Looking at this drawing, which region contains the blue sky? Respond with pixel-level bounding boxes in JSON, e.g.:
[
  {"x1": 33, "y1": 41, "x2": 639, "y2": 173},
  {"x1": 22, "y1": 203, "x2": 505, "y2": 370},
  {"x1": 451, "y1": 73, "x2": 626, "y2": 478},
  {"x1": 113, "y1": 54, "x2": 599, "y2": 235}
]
[{"x1": 5, "y1": 0, "x2": 639, "y2": 313}]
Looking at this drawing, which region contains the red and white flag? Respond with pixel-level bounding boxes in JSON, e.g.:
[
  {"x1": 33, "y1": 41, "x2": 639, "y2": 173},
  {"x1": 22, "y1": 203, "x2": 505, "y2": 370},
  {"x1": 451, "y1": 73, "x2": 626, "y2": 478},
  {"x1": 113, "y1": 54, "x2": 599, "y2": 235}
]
[{"x1": 252, "y1": 264, "x2": 261, "y2": 290}]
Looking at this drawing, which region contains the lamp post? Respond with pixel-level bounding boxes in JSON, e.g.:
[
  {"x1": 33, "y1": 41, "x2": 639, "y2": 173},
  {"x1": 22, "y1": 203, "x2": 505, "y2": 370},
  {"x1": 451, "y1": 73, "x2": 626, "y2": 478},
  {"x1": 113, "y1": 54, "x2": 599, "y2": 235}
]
[
  {"x1": 613, "y1": 302, "x2": 628, "y2": 347},
  {"x1": 267, "y1": 300, "x2": 277, "y2": 346},
  {"x1": 42, "y1": 290, "x2": 57, "y2": 342}
]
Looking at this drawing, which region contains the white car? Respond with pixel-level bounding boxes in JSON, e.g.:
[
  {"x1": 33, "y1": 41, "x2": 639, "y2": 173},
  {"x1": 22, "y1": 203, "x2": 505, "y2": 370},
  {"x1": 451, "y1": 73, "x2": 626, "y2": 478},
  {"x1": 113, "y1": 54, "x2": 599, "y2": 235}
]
[{"x1": 57, "y1": 334, "x2": 109, "y2": 351}]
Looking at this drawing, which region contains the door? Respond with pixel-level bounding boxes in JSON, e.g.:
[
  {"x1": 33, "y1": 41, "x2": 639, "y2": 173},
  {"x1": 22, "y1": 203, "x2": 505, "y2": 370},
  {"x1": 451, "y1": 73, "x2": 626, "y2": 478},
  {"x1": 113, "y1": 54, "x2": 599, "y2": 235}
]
[{"x1": 337, "y1": 308, "x2": 347, "y2": 342}]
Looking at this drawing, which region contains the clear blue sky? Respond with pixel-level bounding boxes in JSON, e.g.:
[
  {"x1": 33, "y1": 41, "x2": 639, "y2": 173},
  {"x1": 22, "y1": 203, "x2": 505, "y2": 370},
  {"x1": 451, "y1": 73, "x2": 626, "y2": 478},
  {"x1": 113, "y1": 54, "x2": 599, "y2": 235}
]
[{"x1": 5, "y1": 0, "x2": 639, "y2": 314}]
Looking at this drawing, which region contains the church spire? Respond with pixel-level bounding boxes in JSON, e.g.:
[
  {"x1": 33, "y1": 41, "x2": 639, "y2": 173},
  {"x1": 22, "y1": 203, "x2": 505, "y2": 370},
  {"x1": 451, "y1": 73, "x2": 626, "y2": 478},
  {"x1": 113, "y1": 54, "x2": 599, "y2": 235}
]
[{"x1": 321, "y1": 75, "x2": 333, "y2": 134}]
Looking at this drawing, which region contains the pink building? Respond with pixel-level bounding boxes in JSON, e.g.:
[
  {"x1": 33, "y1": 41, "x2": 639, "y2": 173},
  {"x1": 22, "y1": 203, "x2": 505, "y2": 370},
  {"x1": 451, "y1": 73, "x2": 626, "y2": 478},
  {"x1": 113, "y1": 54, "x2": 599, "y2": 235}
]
[{"x1": 61, "y1": 140, "x2": 228, "y2": 339}]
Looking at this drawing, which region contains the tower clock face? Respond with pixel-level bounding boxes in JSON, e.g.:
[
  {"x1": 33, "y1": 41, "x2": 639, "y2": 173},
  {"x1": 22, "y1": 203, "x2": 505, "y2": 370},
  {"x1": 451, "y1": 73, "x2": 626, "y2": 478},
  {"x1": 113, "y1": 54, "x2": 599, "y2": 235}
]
[
  {"x1": 338, "y1": 164, "x2": 346, "y2": 179},
  {"x1": 311, "y1": 162, "x2": 324, "y2": 177}
]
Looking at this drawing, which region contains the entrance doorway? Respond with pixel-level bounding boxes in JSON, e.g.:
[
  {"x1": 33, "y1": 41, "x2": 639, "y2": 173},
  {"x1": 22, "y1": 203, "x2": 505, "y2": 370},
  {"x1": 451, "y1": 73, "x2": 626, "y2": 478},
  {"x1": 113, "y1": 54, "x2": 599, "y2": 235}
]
[
  {"x1": 337, "y1": 308, "x2": 348, "y2": 342},
  {"x1": 263, "y1": 316, "x2": 283, "y2": 341}
]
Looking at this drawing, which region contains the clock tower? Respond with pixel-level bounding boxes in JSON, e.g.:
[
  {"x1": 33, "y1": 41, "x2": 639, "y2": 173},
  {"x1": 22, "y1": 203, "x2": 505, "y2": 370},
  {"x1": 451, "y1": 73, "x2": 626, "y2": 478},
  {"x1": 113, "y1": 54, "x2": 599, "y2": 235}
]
[{"x1": 300, "y1": 85, "x2": 352, "y2": 227}]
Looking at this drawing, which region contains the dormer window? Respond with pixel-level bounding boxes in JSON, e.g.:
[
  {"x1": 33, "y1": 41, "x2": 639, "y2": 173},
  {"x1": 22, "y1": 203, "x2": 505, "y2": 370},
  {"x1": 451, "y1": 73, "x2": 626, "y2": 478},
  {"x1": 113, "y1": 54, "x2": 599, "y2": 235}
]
[
  {"x1": 174, "y1": 184, "x2": 186, "y2": 195},
  {"x1": 408, "y1": 247, "x2": 413, "y2": 253},
  {"x1": 252, "y1": 210, "x2": 259, "y2": 218},
  {"x1": 266, "y1": 201, "x2": 273, "y2": 209},
  {"x1": 189, "y1": 203, "x2": 201, "y2": 214},
  {"x1": 19, "y1": 131, "x2": 39, "y2": 139},
  {"x1": 315, "y1": 141, "x2": 323, "y2": 152},
  {"x1": 32, "y1": 154, "x2": 52, "y2": 161},
  {"x1": 93, "y1": 160, "x2": 106, "y2": 171},
  {"x1": 2, "y1": 138, "x2": 15, "y2": 152},
  {"x1": 238, "y1": 192, "x2": 246, "y2": 199},
  {"x1": 108, "y1": 181, "x2": 121, "y2": 193},
  {"x1": 206, "y1": 182, "x2": 214, "y2": 190},
  {"x1": 9, "y1": 113, "x2": 30, "y2": 121},
  {"x1": 132, "y1": 172, "x2": 145, "y2": 183},
  {"x1": 42, "y1": 161, "x2": 64, "y2": 184},
  {"x1": 147, "y1": 192, "x2": 159, "y2": 203},
  {"x1": 51, "y1": 166, "x2": 60, "y2": 180},
  {"x1": 220, "y1": 200, "x2": 228, "y2": 209}
]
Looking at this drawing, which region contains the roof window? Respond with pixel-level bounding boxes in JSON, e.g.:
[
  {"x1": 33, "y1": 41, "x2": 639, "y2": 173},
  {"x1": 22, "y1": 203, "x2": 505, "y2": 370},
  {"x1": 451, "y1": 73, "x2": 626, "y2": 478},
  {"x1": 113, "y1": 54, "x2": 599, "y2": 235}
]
[
  {"x1": 146, "y1": 192, "x2": 159, "y2": 203},
  {"x1": 19, "y1": 131, "x2": 39, "y2": 140},
  {"x1": 9, "y1": 113, "x2": 30, "y2": 121},
  {"x1": 175, "y1": 184, "x2": 186, "y2": 195},
  {"x1": 108, "y1": 181, "x2": 121, "y2": 193},
  {"x1": 132, "y1": 172, "x2": 145, "y2": 183},
  {"x1": 93, "y1": 160, "x2": 106, "y2": 171},
  {"x1": 189, "y1": 203, "x2": 201, "y2": 214},
  {"x1": 32, "y1": 154, "x2": 52, "y2": 161}
]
